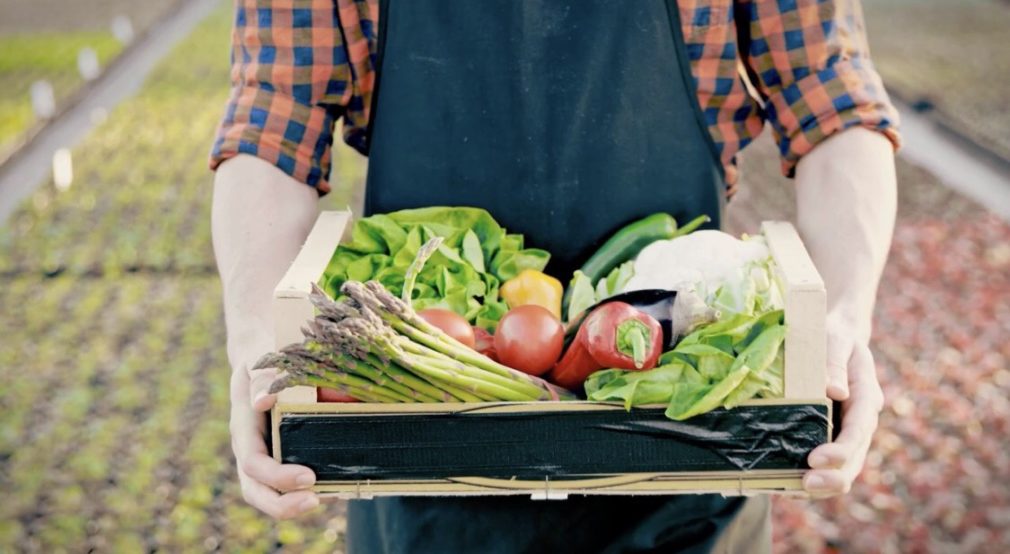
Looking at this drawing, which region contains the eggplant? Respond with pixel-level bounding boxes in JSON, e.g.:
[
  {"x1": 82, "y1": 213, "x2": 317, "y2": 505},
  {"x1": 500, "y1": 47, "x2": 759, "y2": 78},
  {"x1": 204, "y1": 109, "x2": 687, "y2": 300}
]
[{"x1": 564, "y1": 288, "x2": 719, "y2": 349}]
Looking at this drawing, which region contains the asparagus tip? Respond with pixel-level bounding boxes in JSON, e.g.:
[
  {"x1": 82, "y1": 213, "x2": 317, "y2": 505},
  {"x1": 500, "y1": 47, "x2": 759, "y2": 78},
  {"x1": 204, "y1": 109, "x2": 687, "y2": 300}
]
[
  {"x1": 252, "y1": 351, "x2": 286, "y2": 370},
  {"x1": 268, "y1": 373, "x2": 294, "y2": 394}
]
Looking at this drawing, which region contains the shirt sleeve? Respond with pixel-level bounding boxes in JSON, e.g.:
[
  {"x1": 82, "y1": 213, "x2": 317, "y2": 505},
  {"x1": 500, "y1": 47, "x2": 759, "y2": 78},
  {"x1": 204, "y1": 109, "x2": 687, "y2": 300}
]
[
  {"x1": 209, "y1": 0, "x2": 354, "y2": 193},
  {"x1": 741, "y1": 0, "x2": 901, "y2": 177}
]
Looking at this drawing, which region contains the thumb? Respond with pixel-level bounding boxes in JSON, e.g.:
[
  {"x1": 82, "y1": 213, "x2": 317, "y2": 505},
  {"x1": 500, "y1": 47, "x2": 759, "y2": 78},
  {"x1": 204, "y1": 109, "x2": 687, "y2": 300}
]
[{"x1": 826, "y1": 332, "x2": 851, "y2": 401}]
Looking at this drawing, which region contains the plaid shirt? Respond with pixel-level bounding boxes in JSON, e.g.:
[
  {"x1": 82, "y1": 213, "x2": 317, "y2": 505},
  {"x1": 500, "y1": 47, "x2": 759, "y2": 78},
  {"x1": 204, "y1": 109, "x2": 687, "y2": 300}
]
[{"x1": 211, "y1": 0, "x2": 900, "y2": 195}]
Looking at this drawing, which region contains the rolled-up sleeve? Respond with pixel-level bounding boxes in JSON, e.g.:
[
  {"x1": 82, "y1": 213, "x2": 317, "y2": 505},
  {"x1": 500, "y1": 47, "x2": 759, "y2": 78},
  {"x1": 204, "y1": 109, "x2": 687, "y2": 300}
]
[
  {"x1": 742, "y1": 0, "x2": 901, "y2": 177},
  {"x1": 210, "y1": 0, "x2": 353, "y2": 193}
]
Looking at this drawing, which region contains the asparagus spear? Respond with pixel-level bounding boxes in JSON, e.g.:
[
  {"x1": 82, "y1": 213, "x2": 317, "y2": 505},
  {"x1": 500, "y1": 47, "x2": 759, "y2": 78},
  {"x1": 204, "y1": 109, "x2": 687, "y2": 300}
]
[
  {"x1": 333, "y1": 317, "x2": 537, "y2": 400},
  {"x1": 258, "y1": 352, "x2": 416, "y2": 403},
  {"x1": 258, "y1": 237, "x2": 576, "y2": 403},
  {"x1": 271, "y1": 372, "x2": 405, "y2": 403},
  {"x1": 341, "y1": 281, "x2": 573, "y2": 400},
  {"x1": 299, "y1": 300, "x2": 487, "y2": 402},
  {"x1": 401, "y1": 235, "x2": 443, "y2": 304},
  {"x1": 283, "y1": 343, "x2": 441, "y2": 402}
]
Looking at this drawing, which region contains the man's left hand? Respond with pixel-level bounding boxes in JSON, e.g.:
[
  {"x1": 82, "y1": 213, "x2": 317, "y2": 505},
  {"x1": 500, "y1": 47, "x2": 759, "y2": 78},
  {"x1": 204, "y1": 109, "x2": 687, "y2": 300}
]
[{"x1": 803, "y1": 314, "x2": 885, "y2": 496}]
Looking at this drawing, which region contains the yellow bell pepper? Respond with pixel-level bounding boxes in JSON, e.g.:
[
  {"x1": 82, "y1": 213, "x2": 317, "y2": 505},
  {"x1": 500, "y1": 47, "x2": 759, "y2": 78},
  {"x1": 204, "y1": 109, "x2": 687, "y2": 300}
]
[{"x1": 500, "y1": 269, "x2": 563, "y2": 319}]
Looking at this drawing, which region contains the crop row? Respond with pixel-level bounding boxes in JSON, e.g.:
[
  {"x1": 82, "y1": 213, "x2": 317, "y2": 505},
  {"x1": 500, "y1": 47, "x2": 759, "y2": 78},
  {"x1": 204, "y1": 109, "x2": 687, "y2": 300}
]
[
  {"x1": 0, "y1": 3, "x2": 353, "y2": 551},
  {"x1": 0, "y1": 31, "x2": 124, "y2": 157},
  {"x1": 0, "y1": 44, "x2": 363, "y2": 277}
]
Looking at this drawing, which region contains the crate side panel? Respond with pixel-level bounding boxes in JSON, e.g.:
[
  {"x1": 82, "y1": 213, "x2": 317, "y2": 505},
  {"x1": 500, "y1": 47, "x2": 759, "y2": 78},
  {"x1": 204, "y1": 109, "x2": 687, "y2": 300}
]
[{"x1": 280, "y1": 404, "x2": 829, "y2": 482}]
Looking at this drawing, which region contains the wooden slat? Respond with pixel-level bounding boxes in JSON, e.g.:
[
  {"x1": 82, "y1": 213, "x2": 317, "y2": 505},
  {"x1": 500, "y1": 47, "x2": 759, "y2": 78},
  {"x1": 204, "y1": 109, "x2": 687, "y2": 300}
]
[
  {"x1": 761, "y1": 221, "x2": 825, "y2": 292},
  {"x1": 312, "y1": 470, "x2": 808, "y2": 499},
  {"x1": 274, "y1": 210, "x2": 352, "y2": 298},
  {"x1": 761, "y1": 221, "x2": 827, "y2": 400},
  {"x1": 281, "y1": 397, "x2": 831, "y2": 416},
  {"x1": 272, "y1": 211, "x2": 352, "y2": 406}
]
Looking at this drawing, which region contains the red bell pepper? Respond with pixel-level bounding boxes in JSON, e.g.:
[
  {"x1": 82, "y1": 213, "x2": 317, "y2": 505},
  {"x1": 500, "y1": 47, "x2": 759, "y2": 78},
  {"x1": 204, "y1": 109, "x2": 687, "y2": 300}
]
[{"x1": 549, "y1": 301, "x2": 663, "y2": 391}]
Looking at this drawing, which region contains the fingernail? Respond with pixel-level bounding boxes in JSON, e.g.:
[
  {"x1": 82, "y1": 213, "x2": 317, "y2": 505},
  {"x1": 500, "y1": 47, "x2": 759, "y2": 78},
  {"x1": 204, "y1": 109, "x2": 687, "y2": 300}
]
[
  {"x1": 253, "y1": 392, "x2": 267, "y2": 406},
  {"x1": 300, "y1": 496, "x2": 320, "y2": 511},
  {"x1": 809, "y1": 454, "x2": 827, "y2": 468},
  {"x1": 296, "y1": 473, "x2": 315, "y2": 488},
  {"x1": 806, "y1": 475, "x2": 826, "y2": 490}
]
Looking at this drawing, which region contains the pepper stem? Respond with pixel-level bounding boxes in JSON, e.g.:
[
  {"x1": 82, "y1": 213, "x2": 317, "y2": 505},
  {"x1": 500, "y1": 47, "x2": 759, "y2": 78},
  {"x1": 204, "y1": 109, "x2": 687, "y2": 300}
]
[{"x1": 616, "y1": 319, "x2": 651, "y2": 369}]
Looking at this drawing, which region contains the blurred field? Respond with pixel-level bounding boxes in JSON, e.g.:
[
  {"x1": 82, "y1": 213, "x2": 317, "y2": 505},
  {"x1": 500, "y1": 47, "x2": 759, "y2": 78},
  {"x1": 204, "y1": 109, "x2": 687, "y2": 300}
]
[
  {"x1": 863, "y1": 0, "x2": 1010, "y2": 161},
  {"x1": 0, "y1": 0, "x2": 183, "y2": 160},
  {"x1": 0, "y1": 0, "x2": 173, "y2": 33},
  {"x1": 0, "y1": 32, "x2": 122, "y2": 160},
  {"x1": 731, "y1": 135, "x2": 1010, "y2": 552},
  {"x1": 0, "y1": 0, "x2": 1008, "y2": 552},
  {"x1": 0, "y1": 5, "x2": 361, "y2": 552}
]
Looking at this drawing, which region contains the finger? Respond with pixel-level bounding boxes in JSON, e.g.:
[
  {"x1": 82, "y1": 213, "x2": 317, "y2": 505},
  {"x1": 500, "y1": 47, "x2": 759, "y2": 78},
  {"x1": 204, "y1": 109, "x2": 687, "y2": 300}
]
[
  {"x1": 239, "y1": 470, "x2": 320, "y2": 520},
  {"x1": 825, "y1": 333, "x2": 852, "y2": 400},
  {"x1": 249, "y1": 367, "x2": 279, "y2": 412},
  {"x1": 805, "y1": 431, "x2": 873, "y2": 497},
  {"x1": 239, "y1": 450, "x2": 317, "y2": 493},
  {"x1": 834, "y1": 348, "x2": 882, "y2": 450},
  {"x1": 807, "y1": 442, "x2": 849, "y2": 469},
  {"x1": 807, "y1": 347, "x2": 881, "y2": 495},
  {"x1": 850, "y1": 346, "x2": 885, "y2": 411},
  {"x1": 803, "y1": 468, "x2": 850, "y2": 497},
  {"x1": 809, "y1": 388, "x2": 878, "y2": 472},
  {"x1": 231, "y1": 399, "x2": 316, "y2": 492}
]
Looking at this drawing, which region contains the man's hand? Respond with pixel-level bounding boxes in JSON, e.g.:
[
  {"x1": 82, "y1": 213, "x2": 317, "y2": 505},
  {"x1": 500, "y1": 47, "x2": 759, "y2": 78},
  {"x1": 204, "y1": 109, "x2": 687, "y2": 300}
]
[
  {"x1": 213, "y1": 154, "x2": 321, "y2": 519},
  {"x1": 793, "y1": 127, "x2": 897, "y2": 497},
  {"x1": 231, "y1": 368, "x2": 319, "y2": 519},
  {"x1": 803, "y1": 314, "x2": 885, "y2": 496}
]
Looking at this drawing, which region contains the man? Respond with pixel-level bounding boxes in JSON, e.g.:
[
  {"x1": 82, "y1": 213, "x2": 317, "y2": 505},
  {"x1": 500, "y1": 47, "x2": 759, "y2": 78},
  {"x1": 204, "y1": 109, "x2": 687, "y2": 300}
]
[{"x1": 211, "y1": 1, "x2": 895, "y2": 551}]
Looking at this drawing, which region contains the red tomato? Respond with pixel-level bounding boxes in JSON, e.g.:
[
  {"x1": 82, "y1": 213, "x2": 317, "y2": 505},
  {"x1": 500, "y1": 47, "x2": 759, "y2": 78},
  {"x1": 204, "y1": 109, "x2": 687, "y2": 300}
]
[
  {"x1": 472, "y1": 326, "x2": 498, "y2": 361},
  {"x1": 493, "y1": 305, "x2": 564, "y2": 376},
  {"x1": 317, "y1": 388, "x2": 360, "y2": 402},
  {"x1": 419, "y1": 308, "x2": 476, "y2": 349}
]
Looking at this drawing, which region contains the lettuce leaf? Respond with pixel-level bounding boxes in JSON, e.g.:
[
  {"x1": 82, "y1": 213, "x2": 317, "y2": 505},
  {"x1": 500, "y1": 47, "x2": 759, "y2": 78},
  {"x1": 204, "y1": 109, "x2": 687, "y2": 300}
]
[
  {"x1": 584, "y1": 313, "x2": 787, "y2": 420},
  {"x1": 322, "y1": 207, "x2": 549, "y2": 329},
  {"x1": 565, "y1": 261, "x2": 636, "y2": 321},
  {"x1": 565, "y1": 271, "x2": 597, "y2": 322}
]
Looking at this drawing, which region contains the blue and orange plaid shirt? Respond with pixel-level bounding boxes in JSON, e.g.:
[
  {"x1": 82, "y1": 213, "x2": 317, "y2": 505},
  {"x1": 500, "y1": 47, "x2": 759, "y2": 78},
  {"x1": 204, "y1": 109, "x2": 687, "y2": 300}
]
[{"x1": 211, "y1": 0, "x2": 900, "y2": 196}]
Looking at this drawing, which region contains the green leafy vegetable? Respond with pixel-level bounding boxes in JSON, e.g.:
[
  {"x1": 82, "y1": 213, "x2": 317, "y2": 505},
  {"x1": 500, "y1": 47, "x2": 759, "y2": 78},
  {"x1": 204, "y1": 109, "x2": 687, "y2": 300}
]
[
  {"x1": 565, "y1": 260, "x2": 635, "y2": 322},
  {"x1": 566, "y1": 271, "x2": 597, "y2": 322},
  {"x1": 586, "y1": 311, "x2": 787, "y2": 420},
  {"x1": 322, "y1": 207, "x2": 549, "y2": 331}
]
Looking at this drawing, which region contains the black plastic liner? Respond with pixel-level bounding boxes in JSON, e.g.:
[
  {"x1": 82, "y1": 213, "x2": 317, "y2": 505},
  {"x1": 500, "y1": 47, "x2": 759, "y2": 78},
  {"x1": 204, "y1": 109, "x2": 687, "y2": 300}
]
[{"x1": 279, "y1": 404, "x2": 829, "y2": 482}]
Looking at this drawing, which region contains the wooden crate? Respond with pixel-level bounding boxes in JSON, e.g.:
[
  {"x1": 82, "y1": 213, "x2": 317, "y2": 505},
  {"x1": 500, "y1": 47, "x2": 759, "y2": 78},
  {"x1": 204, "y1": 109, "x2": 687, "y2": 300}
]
[{"x1": 270, "y1": 211, "x2": 831, "y2": 499}]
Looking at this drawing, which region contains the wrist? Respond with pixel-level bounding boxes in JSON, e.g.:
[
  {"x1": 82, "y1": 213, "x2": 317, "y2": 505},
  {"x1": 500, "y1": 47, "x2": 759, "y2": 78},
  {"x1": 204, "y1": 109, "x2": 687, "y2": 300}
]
[
  {"x1": 226, "y1": 325, "x2": 275, "y2": 374},
  {"x1": 826, "y1": 305, "x2": 872, "y2": 344}
]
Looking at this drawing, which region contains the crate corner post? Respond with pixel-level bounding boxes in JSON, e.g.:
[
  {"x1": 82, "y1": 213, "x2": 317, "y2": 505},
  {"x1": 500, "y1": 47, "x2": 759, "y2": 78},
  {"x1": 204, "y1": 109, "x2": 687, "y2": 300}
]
[
  {"x1": 270, "y1": 210, "x2": 353, "y2": 460},
  {"x1": 761, "y1": 221, "x2": 827, "y2": 401}
]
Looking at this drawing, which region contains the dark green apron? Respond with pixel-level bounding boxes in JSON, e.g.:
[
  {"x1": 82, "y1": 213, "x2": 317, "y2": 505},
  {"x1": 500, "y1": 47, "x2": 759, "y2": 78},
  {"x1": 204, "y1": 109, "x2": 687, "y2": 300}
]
[{"x1": 352, "y1": 1, "x2": 740, "y2": 552}]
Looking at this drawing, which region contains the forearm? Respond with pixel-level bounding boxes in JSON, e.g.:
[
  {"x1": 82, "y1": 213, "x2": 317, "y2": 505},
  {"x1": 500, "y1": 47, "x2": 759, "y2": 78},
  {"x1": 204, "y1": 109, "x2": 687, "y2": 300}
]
[
  {"x1": 212, "y1": 154, "x2": 319, "y2": 374},
  {"x1": 795, "y1": 127, "x2": 897, "y2": 343}
]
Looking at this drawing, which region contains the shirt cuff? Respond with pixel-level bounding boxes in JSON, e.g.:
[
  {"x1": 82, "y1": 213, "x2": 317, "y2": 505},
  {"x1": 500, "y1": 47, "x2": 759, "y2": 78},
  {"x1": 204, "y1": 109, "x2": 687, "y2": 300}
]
[
  {"x1": 764, "y1": 57, "x2": 902, "y2": 178},
  {"x1": 210, "y1": 86, "x2": 337, "y2": 193}
]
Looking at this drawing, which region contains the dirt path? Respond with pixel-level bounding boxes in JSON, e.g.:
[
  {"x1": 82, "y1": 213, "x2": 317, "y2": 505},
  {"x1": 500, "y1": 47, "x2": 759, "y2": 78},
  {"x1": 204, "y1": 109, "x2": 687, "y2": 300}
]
[{"x1": 0, "y1": 0, "x2": 170, "y2": 34}]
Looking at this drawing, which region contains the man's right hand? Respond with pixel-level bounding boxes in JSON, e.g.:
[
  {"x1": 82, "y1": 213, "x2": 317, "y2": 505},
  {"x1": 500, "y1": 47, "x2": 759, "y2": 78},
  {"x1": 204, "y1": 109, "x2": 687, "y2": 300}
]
[{"x1": 230, "y1": 367, "x2": 320, "y2": 519}]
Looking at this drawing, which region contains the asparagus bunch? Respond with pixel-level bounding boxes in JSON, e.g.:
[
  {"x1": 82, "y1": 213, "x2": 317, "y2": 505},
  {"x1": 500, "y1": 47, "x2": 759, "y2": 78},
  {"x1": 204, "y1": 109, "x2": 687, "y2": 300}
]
[{"x1": 254, "y1": 257, "x2": 574, "y2": 403}]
